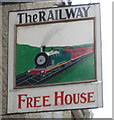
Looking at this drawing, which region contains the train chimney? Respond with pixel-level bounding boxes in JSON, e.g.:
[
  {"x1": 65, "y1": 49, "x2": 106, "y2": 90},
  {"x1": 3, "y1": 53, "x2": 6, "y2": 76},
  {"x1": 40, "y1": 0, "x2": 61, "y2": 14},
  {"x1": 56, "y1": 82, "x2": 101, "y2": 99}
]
[{"x1": 41, "y1": 46, "x2": 46, "y2": 52}]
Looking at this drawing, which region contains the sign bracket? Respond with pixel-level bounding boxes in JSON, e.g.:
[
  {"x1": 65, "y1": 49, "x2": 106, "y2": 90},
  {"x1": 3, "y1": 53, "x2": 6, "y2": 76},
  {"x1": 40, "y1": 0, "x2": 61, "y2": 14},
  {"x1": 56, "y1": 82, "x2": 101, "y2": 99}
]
[{"x1": 53, "y1": 0, "x2": 72, "y2": 7}]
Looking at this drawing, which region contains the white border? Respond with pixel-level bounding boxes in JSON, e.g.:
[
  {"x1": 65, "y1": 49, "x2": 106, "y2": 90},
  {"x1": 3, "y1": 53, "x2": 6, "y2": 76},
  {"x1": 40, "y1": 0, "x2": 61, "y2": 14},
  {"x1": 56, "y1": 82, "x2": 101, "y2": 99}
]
[{"x1": 8, "y1": 3, "x2": 103, "y2": 114}]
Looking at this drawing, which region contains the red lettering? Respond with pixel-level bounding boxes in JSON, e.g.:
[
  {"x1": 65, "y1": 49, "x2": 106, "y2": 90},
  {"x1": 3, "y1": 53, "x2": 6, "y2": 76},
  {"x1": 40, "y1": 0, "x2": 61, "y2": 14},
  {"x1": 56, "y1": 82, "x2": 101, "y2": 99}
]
[
  {"x1": 88, "y1": 92, "x2": 95, "y2": 103},
  {"x1": 73, "y1": 93, "x2": 80, "y2": 104},
  {"x1": 34, "y1": 97, "x2": 42, "y2": 107},
  {"x1": 18, "y1": 91, "x2": 96, "y2": 109},
  {"x1": 18, "y1": 94, "x2": 27, "y2": 109},
  {"x1": 27, "y1": 97, "x2": 33, "y2": 108},
  {"x1": 55, "y1": 91, "x2": 64, "y2": 105},
  {"x1": 43, "y1": 96, "x2": 51, "y2": 107},
  {"x1": 80, "y1": 93, "x2": 87, "y2": 103},
  {"x1": 65, "y1": 94, "x2": 72, "y2": 105}
]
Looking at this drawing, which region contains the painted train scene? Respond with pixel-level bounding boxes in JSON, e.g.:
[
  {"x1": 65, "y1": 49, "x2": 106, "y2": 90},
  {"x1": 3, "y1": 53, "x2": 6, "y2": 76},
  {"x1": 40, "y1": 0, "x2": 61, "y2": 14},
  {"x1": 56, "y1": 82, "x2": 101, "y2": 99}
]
[
  {"x1": 16, "y1": 44, "x2": 95, "y2": 87},
  {"x1": 16, "y1": 19, "x2": 96, "y2": 87}
]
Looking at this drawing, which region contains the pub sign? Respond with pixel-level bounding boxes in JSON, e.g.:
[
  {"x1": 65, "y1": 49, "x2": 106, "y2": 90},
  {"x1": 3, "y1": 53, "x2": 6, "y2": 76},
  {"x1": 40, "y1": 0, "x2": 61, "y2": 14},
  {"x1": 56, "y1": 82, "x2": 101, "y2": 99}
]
[{"x1": 8, "y1": 3, "x2": 103, "y2": 113}]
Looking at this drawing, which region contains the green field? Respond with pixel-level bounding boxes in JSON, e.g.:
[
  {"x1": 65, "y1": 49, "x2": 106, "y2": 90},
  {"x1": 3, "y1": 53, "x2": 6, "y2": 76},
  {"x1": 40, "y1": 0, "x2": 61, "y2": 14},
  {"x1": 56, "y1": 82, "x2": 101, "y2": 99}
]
[
  {"x1": 42, "y1": 54, "x2": 95, "y2": 84},
  {"x1": 16, "y1": 44, "x2": 96, "y2": 84},
  {"x1": 16, "y1": 44, "x2": 40, "y2": 75}
]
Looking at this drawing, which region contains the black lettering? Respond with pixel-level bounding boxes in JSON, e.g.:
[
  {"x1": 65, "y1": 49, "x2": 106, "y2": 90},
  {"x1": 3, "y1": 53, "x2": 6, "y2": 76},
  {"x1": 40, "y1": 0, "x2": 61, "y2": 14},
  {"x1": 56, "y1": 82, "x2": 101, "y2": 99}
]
[
  {"x1": 25, "y1": 13, "x2": 32, "y2": 23},
  {"x1": 17, "y1": 13, "x2": 25, "y2": 24},
  {"x1": 76, "y1": 8, "x2": 83, "y2": 18},
  {"x1": 55, "y1": 10, "x2": 58, "y2": 20},
  {"x1": 82, "y1": 7, "x2": 90, "y2": 17},
  {"x1": 47, "y1": 10, "x2": 54, "y2": 21},
  {"x1": 65, "y1": 8, "x2": 77, "y2": 19},
  {"x1": 33, "y1": 14, "x2": 38, "y2": 22},
  {"x1": 59, "y1": 9, "x2": 66, "y2": 20},
  {"x1": 39, "y1": 11, "x2": 46, "y2": 22}
]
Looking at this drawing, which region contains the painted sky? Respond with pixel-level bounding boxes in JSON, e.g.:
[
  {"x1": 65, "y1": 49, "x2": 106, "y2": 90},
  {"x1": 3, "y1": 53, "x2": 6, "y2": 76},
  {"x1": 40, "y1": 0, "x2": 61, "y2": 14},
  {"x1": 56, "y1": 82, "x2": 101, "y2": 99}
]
[{"x1": 17, "y1": 20, "x2": 94, "y2": 47}]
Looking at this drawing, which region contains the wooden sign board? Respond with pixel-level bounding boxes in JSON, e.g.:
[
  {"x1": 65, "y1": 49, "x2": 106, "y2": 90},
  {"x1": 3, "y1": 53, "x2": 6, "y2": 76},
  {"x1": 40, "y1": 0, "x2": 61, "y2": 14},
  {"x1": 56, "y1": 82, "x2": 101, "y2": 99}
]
[{"x1": 8, "y1": 3, "x2": 103, "y2": 113}]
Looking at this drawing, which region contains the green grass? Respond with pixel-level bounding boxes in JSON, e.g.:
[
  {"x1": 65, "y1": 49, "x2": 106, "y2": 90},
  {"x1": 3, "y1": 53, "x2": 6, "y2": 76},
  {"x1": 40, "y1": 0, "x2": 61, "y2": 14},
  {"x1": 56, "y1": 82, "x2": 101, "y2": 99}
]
[
  {"x1": 16, "y1": 44, "x2": 96, "y2": 84},
  {"x1": 16, "y1": 44, "x2": 40, "y2": 75},
  {"x1": 42, "y1": 54, "x2": 96, "y2": 84}
]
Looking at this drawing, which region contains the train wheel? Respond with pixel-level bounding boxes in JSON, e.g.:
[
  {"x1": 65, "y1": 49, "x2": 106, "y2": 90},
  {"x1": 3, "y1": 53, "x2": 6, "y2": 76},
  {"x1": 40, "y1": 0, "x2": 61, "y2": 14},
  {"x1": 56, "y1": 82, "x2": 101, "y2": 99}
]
[
  {"x1": 39, "y1": 73, "x2": 45, "y2": 78},
  {"x1": 42, "y1": 74, "x2": 46, "y2": 78}
]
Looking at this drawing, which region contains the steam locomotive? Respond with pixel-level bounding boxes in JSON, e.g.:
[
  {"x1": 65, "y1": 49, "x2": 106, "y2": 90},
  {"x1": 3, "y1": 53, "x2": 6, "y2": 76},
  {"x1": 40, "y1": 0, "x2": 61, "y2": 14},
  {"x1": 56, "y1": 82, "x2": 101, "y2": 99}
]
[{"x1": 28, "y1": 45, "x2": 94, "y2": 77}]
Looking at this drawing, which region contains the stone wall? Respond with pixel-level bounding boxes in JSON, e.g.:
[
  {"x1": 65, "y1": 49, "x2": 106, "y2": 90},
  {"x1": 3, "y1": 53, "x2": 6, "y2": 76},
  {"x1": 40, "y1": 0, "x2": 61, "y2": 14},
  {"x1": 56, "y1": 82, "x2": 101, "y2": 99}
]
[{"x1": 0, "y1": 4, "x2": 2, "y2": 120}]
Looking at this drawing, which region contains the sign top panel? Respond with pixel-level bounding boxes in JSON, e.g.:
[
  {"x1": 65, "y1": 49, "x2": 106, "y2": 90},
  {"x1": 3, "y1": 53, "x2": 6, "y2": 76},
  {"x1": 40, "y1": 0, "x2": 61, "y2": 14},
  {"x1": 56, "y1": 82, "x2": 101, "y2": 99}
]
[{"x1": 9, "y1": 3, "x2": 100, "y2": 25}]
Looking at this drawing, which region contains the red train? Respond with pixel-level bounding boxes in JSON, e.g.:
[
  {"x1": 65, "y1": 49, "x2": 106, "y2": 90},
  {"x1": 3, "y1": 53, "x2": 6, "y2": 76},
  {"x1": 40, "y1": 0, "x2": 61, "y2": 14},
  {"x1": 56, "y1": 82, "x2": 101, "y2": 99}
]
[{"x1": 65, "y1": 46, "x2": 94, "y2": 60}]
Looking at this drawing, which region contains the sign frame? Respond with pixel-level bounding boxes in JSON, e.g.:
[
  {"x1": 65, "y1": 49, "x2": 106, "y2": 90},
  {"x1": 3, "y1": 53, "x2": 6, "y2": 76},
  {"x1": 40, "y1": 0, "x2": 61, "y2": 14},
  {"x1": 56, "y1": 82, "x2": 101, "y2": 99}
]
[
  {"x1": 14, "y1": 17, "x2": 96, "y2": 89},
  {"x1": 8, "y1": 3, "x2": 103, "y2": 114}
]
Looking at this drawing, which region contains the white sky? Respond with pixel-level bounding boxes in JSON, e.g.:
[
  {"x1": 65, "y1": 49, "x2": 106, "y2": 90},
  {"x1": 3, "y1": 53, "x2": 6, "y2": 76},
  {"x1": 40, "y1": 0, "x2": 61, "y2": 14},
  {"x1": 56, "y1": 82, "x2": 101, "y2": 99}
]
[
  {"x1": 17, "y1": 20, "x2": 94, "y2": 47},
  {"x1": 72, "y1": 0, "x2": 112, "y2": 118}
]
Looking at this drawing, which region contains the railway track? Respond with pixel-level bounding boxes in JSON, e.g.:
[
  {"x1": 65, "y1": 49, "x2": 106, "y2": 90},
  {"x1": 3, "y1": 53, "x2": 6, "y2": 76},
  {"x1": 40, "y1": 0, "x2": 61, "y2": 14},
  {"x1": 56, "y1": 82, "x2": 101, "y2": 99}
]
[{"x1": 16, "y1": 52, "x2": 93, "y2": 87}]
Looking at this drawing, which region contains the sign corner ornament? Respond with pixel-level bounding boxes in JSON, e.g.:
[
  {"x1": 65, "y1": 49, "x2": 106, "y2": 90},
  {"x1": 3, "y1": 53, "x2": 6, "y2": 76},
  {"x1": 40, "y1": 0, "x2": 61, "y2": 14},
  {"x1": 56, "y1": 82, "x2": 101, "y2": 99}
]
[{"x1": 8, "y1": 3, "x2": 103, "y2": 114}]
